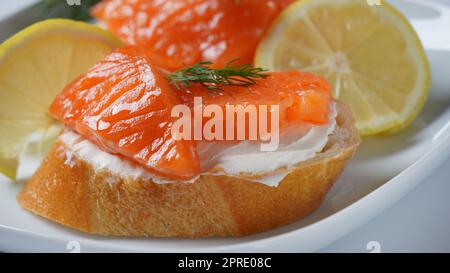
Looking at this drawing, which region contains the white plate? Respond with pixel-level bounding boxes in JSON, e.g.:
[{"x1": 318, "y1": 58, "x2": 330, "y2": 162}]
[{"x1": 1, "y1": 0, "x2": 450, "y2": 252}]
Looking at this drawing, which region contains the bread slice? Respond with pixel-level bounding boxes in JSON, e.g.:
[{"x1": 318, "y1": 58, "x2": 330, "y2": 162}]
[{"x1": 17, "y1": 101, "x2": 360, "y2": 237}]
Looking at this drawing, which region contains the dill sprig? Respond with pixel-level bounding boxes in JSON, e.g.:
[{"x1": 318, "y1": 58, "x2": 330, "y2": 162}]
[
  {"x1": 30, "y1": 0, "x2": 100, "y2": 21},
  {"x1": 167, "y1": 60, "x2": 268, "y2": 90}
]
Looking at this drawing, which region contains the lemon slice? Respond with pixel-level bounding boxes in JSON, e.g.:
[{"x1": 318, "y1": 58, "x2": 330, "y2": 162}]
[
  {"x1": 255, "y1": 0, "x2": 430, "y2": 136},
  {"x1": 0, "y1": 19, "x2": 122, "y2": 180}
]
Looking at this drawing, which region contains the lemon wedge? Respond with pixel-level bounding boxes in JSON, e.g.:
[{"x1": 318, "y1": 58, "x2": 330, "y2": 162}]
[
  {"x1": 255, "y1": 0, "x2": 430, "y2": 136},
  {"x1": 0, "y1": 19, "x2": 122, "y2": 180}
]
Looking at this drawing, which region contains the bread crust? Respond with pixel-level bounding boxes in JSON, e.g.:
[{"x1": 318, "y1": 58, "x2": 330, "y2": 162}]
[{"x1": 17, "y1": 102, "x2": 359, "y2": 237}]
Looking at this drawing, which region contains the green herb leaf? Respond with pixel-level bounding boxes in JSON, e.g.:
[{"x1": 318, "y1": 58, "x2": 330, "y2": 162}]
[{"x1": 167, "y1": 60, "x2": 268, "y2": 90}]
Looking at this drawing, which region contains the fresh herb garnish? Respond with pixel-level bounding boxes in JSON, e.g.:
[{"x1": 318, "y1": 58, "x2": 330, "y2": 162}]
[
  {"x1": 167, "y1": 60, "x2": 268, "y2": 90},
  {"x1": 31, "y1": 0, "x2": 100, "y2": 21}
]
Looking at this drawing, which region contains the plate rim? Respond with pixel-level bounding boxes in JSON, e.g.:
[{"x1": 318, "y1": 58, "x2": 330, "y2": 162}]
[{"x1": 1, "y1": 120, "x2": 449, "y2": 252}]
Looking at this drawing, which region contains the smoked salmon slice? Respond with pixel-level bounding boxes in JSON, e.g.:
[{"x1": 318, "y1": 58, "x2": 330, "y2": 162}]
[
  {"x1": 179, "y1": 71, "x2": 332, "y2": 126},
  {"x1": 50, "y1": 46, "x2": 200, "y2": 180},
  {"x1": 50, "y1": 46, "x2": 331, "y2": 180},
  {"x1": 91, "y1": 0, "x2": 295, "y2": 71}
]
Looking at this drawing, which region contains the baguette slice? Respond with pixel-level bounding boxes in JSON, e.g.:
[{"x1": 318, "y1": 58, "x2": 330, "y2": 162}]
[{"x1": 17, "y1": 101, "x2": 360, "y2": 237}]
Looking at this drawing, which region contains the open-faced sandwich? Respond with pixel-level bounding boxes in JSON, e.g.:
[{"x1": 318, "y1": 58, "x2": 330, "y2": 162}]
[{"x1": 17, "y1": 45, "x2": 359, "y2": 237}]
